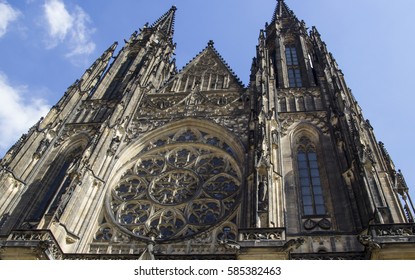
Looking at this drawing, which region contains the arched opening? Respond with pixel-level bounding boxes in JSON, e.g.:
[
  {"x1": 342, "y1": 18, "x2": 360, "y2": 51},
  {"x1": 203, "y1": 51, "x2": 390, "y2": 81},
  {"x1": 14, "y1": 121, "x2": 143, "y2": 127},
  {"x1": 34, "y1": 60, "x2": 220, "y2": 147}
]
[
  {"x1": 296, "y1": 136, "x2": 326, "y2": 216},
  {"x1": 21, "y1": 137, "x2": 87, "y2": 227},
  {"x1": 290, "y1": 124, "x2": 330, "y2": 219}
]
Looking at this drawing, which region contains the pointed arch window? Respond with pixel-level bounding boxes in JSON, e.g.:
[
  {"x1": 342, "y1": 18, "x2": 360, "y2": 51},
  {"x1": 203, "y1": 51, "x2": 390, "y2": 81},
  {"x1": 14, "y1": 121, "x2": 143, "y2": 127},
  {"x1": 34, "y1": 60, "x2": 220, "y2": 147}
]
[
  {"x1": 297, "y1": 137, "x2": 326, "y2": 216},
  {"x1": 45, "y1": 155, "x2": 80, "y2": 218},
  {"x1": 29, "y1": 149, "x2": 83, "y2": 222},
  {"x1": 285, "y1": 46, "x2": 302, "y2": 87}
]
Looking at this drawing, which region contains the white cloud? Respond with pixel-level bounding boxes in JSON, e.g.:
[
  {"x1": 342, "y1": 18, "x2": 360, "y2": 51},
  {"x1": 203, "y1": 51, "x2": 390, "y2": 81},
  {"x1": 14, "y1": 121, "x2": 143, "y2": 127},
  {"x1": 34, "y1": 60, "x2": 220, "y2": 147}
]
[
  {"x1": 0, "y1": 72, "x2": 50, "y2": 155},
  {"x1": 0, "y1": 1, "x2": 21, "y2": 38},
  {"x1": 43, "y1": 0, "x2": 96, "y2": 59},
  {"x1": 65, "y1": 6, "x2": 96, "y2": 57},
  {"x1": 43, "y1": 0, "x2": 73, "y2": 48}
]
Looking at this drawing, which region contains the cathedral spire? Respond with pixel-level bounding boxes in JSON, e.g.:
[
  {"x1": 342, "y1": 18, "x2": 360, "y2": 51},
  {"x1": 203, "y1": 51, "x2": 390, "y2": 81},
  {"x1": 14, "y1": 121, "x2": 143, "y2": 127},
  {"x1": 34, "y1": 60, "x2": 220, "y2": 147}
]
[
  {"x1": 150, "y1": 6, "x2": 177, "y2": 38},
  {"x1": 272, "y1": 0, "x2": 297, "y2": 22}
]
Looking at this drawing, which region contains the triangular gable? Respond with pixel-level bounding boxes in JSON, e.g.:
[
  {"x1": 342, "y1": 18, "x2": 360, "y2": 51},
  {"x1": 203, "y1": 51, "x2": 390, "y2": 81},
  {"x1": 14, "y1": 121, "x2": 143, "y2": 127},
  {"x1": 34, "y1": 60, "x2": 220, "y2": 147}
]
[{"x1": 159, "y1": 41, "x2": 244, "y2": 94}]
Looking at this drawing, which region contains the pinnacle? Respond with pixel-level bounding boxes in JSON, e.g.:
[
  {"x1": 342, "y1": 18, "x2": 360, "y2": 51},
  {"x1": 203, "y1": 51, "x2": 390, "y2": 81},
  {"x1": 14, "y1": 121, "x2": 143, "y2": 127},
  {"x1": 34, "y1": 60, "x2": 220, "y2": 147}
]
[
  {"x1": 151, "y1": 6, "x2": 177, "y2": 38},
  {"x1": 108, "y1": 41, "x2": 118, "y2": 51},
  {"x1": 97, "y1": 41, "x2": 118, "y2": 62},
  {"x1": 272, "y1": 0, "x2": 297, "y2": 22}
]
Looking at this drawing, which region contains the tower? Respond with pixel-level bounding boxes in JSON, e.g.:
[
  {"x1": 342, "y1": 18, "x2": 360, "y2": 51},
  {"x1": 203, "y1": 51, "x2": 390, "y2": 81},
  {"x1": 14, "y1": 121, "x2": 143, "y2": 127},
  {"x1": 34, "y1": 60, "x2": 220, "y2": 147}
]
[{"x1": 0, "y1": 1, "x2": 414, "y2": 260}]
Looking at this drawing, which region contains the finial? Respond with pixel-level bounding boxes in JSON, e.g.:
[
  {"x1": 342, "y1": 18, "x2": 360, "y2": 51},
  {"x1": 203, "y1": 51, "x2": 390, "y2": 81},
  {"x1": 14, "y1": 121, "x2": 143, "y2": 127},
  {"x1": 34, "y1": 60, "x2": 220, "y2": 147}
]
[
  {"x1": 171, "y1": 5, "x2": 177, "y2": 11},
  {"x1": 208, "y1": 40, "x2": 215, "y2": 47}
]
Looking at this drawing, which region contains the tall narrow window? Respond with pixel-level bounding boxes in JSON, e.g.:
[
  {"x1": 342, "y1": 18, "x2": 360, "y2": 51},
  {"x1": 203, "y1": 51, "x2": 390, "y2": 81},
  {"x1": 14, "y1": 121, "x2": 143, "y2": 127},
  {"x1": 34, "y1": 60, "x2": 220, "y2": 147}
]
[
  {"x1": 288, "y1": 69, "x2": 302, "y2": 88},
  {"x1": 285, "y1": 46, "x2": 302, "y2": 87},
  {"x1": 26, "y1": 150, "x2": 82, "y2": 223},
  {"x1": 286, "y1": 47, "x2": 299, "y2": 66},
  {"x1": 297, "y1": 137, "x2": 325, "y2": 216}
]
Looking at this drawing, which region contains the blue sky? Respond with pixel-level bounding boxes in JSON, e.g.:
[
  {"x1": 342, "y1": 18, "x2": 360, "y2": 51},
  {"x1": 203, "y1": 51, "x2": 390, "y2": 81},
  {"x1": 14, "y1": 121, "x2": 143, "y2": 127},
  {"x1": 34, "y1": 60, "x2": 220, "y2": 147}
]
[{"x1": 0, "y1": 0, "x2": 414, "y2": 201}]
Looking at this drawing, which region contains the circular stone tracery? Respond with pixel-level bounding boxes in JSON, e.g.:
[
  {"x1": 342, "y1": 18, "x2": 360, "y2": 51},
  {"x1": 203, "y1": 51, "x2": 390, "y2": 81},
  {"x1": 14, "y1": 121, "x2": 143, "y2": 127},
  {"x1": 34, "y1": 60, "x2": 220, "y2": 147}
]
[
  {"x1": 149, "y1": 169, "x2": 200, "y2": 205},
  {"x1": 108, "y1": 129, "x2": 242, "y2": 242}
]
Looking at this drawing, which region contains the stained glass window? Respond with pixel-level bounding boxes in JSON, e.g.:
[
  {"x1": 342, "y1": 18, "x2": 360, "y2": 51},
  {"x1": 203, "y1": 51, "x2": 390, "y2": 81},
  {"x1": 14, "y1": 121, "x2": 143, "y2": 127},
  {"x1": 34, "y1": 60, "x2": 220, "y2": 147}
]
[
  {"x1": 285, "y1": 46, "x2": 302, "y2": 87},
  {"x1": 108, "y1": 127, "x2": 242, "y2": 242},
  {"x1": 297, "y1": 137, "x2": 326, "y2": 216}
]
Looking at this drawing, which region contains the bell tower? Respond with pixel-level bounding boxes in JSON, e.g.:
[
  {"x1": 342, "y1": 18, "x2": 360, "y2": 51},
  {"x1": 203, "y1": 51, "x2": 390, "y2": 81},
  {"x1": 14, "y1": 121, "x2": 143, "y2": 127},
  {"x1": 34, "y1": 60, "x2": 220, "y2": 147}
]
[
  {"x1": 249, "y1": 0, "x2": 415, "y2": 259},
  {"x1": 0, "y1": 7, "x2": 178, "y2": 258}
]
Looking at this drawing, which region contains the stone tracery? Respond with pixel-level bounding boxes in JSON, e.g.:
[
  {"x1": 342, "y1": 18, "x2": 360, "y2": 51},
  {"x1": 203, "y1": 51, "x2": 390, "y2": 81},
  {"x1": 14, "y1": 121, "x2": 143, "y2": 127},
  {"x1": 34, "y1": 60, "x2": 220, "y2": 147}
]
[{"x1": 105, "y1": 126, "x2": 242, "y2": 242}]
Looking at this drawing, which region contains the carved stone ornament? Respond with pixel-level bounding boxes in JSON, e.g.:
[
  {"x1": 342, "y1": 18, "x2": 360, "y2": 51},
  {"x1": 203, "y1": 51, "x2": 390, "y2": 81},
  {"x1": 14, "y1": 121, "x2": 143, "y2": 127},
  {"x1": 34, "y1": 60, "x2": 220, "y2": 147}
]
[
  {"x1": 374, "y1": 225, "x2": 415, "y2": 237},
  {"x1": 318, "y1": 218, "x2": 332, "y2": 230},
  {"x1": 238, "y1": 228, "x2": 284, "y2": 241},
  {"x1": 106, "y1": 126, "x2": 242, "y2": 242},
  {"x1": 277, "y1": 88, "x2": 321, "y2": 98},
  {"x1": 54, "y1": 124, "x2": 98, "y2": 147},
  {"x1": 303, "y1": 218, "x2": 332, "y2": 231},
  {"x1": 8, "y1": 231, "x2": 64, "y2": 260},
  {"x1": 358, "y1": 235, "x2": 381, "y2": 250},
  {"x1": 132, "y1": 90, "x2": 245, "y2": 125},
  {"x1": 303, "y1": 219, "x2": 318, "y2": 230},
  {"x1": 280, "y1": 112, "x2": 329, "y2": 136}
]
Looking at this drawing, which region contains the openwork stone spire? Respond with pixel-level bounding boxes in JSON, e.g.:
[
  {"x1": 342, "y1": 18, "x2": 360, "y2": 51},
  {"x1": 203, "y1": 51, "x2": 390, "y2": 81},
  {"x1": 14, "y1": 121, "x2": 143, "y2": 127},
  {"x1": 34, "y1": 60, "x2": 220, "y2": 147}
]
[
  {"x1": 272, "y1": 0, "x2": 297, "y2": 22},
  {"x1": 151, "y1": 5, "x2": 177, "y2": 38}
]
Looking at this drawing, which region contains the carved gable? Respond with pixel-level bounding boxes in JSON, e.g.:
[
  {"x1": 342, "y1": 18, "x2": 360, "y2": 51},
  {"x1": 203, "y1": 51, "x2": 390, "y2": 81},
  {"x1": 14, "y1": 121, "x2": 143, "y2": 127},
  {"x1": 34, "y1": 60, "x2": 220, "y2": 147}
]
[
  {"x1": 159, "y1": 41, "x2": 244, "y2": 94},
  {"x1": 127, "y1": 43, "x2": 249, "y2": 144}
]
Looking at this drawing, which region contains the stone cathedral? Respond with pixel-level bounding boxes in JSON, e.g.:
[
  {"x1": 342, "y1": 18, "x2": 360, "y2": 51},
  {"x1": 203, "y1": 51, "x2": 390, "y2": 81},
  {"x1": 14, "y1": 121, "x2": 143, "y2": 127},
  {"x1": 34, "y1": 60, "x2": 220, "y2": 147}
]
[{"x1": 1, "y1": 0, "x2": 414, "y2": 260}]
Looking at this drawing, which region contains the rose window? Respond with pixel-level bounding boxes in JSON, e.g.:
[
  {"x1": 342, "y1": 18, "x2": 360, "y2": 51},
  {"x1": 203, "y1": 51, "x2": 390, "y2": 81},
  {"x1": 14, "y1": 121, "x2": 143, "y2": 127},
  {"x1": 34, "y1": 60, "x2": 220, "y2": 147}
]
[
  {"x1": 108, "y1": 129, "x2": 242, "y2": 242},
  {"x1": 149, "y1": 170, "x2": 199, "y2": 205}
]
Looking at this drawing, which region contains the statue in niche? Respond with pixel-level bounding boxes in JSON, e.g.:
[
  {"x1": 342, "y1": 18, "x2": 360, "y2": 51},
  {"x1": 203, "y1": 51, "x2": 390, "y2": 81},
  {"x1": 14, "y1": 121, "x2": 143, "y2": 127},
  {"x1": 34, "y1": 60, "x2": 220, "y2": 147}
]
[
  {"x1": 365, "y1": 147, "x2": 375, "y2": 165},
  {"x1": 107, "y1": 136, "x2": 121, "y2": 156},
  {"x1": 259, "y1": 123, "x2": 265, "y2": 140},
  {"x1": 33, "y1": 138, "x2": 50, "y2": 159},
  {"x1": 257, "y1": 178, "x2": 268, "y2": 212},
  {"x1": 358, "y1": 143, "x2": 366, "y2": 163},
  {"x1": 359, "y1": 143, "x2": 375, "y2": 167},
  {"x1": 271, "y1": 130, "x2": 278, "y2": 146},
  {"x1": 67, "y1": 156, "x2": 81, "y2": 178},
  {"x1": 108, "y1": 116, "x2": 128, "y2": 155}
]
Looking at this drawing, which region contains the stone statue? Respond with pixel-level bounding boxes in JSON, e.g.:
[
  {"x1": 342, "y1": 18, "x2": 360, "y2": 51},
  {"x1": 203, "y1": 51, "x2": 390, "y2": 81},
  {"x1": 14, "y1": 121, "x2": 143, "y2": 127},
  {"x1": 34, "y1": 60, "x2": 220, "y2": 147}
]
[{"x1": 258, "y1": 178, "x2": 268, "y2": 211}]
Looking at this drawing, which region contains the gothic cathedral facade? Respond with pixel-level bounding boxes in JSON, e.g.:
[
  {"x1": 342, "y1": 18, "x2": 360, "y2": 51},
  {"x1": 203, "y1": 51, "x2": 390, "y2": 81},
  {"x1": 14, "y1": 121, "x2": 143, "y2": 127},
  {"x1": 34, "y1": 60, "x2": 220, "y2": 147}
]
[{"x1": 1, "y1": 1, "x2": 414, "y2": 260}]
